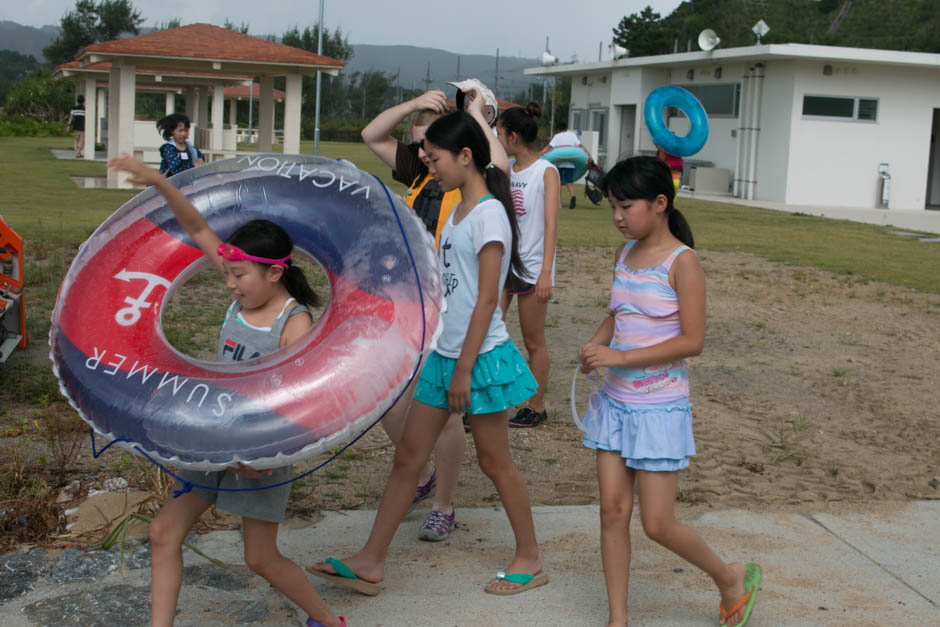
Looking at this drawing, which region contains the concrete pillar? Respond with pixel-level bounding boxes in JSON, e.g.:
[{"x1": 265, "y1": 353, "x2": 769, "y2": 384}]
[
  {"x1": 83, "y1": 78, "x2": 97, "y2": 161},
  {"x1": 283, "y1": 73, "x2": 302, "y2": 155},
  {"x1": 96, "y1": 87, "x2": 107, "y2": 140},
  {"x1": 228, "y1": 98, "x2": 237, "y2": 127},
  {"x1": 165, "y1": 92, "x2": 175, "y2": 115},
  {"x1": 258, "y1": 76, "x2": 275, "y2": 152},
  {"x1": 185, "y1": 87, "x2": 196, "y2": 122},
  {"x1": 107, "y1": 62, "x2": 136, "y2": 188},
  {"x1": 211, "y1": 82, "x2": 224, "y2": 151},
  {"x1": 197, "y1": 86, "x2": 209, "y2": 148}
]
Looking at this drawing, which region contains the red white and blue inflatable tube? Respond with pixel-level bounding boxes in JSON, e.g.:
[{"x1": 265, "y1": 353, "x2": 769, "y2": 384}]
[{"x1": 50, "y1": 155, "x2": 442, "y2": 471}]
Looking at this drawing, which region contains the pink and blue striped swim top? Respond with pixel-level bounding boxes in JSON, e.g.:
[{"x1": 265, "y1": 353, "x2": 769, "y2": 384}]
[{"x1": 602, "y1": 241, "x2": 694, "y2": 405}]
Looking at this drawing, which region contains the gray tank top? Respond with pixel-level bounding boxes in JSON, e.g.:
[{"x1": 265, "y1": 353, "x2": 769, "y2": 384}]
[{"x1": 217, "y1": 298, "x2": 309, "y2": 361}]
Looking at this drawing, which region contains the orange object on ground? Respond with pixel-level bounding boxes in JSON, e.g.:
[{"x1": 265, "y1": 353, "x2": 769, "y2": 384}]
[{"x1": 0, "y1": 215, "x2": 26, "y2": 361}]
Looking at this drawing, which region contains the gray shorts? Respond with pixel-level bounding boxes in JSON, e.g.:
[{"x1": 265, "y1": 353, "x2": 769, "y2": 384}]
[{"x1": 177, "y1": 465, "x2": 293, "y2": 523}]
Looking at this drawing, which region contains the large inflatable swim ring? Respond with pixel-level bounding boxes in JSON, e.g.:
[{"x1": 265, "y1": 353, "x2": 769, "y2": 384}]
[
  {"x1": 541, "y1": 146, "x2": 590, "y2": 181},
  {"x1": 644, "y1": 86, "x2": 709, "y2": 157},
  {"x1": 50, "y1": 155, "x2": 442, "y2": 471}
]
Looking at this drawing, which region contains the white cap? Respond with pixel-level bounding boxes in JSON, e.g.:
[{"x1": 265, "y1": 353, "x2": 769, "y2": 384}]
[{"x1": 446, "y1": 78, "x2": 498, "y2": 126}]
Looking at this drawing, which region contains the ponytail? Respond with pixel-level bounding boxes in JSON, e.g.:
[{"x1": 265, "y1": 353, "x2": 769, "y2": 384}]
[
  {"x1": 483, "y1": 164, "x2": 529, "y2": 279},
  {"x1": 227, "y1": 219, "x2": 321, "y2": 308},
  {"x1": 282, "y1": 263, "x2": 321, "y2": 308},
  {"x1": 600, "y1": 156, "x2": 695, "y2": 248},
  {"x1": 426, "y1": 111, "x2": 529, "y2": 278}
]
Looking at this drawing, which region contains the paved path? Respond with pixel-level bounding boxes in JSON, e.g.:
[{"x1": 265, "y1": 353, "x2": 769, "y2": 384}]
[{"x1": 2, "y1": 502, "x2": 938, "y2": 626}]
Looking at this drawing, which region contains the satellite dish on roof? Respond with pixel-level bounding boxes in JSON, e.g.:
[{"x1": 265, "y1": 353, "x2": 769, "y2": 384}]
[
  {"x1": 698, "y1": 29, "x2": 720, "y2": 52},
  {"x1": 540, "y1": 50, "x2": 559, "y2": 66},
  {"x1": 609, "y1": 43, "x2": 629, "y2": 60}
]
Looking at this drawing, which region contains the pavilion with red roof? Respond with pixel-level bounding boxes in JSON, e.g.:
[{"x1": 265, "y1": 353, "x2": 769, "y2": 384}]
[{"x1": 58, "y1": 24, "x2": 343, "y2": 187}]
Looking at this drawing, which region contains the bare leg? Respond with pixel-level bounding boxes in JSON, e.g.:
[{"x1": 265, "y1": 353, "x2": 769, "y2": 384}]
[
  {"x1": 149, "y1": 492, "x2": 212, "y2": 627},
  {"x1": 636, "y1": 471, "x2": 748, "y2": 626},
  {"x1": 379, "y1": 376, "x2": 433, "y2": 486},
  {"x1": 597, "y1": 451, "x2": 635, "y2": 626},
  {"x1": 242, "y1": 518, "x2": 342, "y2": 627},
  {"x1": 468, "y1": 411, "x2": 543, "y2": 591},
  {"x1": 516, "y1": 291, "x2": 550, "y2": 413},
  {"x1": 311, "y1": 401, "x2": 450, "y2": 583},
  {"x1": 430, "y1": 412, "x2": 465, "y2": 512}
]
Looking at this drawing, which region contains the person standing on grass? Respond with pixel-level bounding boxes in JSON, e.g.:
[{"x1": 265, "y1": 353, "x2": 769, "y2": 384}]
[
  {"x1": 542, "y1": 121, "x2": 589, "y2": 210},
  {"x1": 359, "y1": 89, "x2": 466, "y2": 542},
  {"x1": 309, "y1": 95, "x2": 547, "y2": 598},
  {"x1": 68, "y1": 95, "x2": 86, "y2": 158},
  {"x1": 495, "y1": 101, "x2": 560, "y2": 428},
  {"x1": 108, "y1": 155, "x2": 346, "y2": 627},
  {"x1": 578, "y1": 155, "x2": 761, "y2": 627}
]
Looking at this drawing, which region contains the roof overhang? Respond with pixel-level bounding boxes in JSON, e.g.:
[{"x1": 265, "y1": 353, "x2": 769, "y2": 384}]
[
  {"x1": 79, "y1": 52, "x2": 340, "y2": 77},
  {"x1": 525, "y1": 43, "x2": 940, "y2": 77}
]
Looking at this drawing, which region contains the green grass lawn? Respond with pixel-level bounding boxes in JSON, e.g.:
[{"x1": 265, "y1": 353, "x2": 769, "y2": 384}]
[{"x1": 1, "y1": 136, "x2": 938, "y2": 295}]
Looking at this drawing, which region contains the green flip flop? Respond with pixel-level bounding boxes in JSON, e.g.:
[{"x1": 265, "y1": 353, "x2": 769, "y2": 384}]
[
  {"x1": 307, "y1": 557, "x2": 381, "y2": 596},
  {"x1": 484, "y1": 568, "x2": 549, "y2": 595},
  {"x1": 719, "y1": 562, "x2": 762, "y2": 626}
]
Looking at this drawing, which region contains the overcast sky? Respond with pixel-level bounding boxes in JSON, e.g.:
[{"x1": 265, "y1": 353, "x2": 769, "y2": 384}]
[{"x1": 10, "y1": 0, "x2": 685, "y2": 61}]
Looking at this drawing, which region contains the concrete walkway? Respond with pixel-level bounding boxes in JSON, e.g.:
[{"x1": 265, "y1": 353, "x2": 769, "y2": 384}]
[
  {"x1": 680, "y1": 191, "x2": 940, "y2": 235},
  {"x1": 2, "y1": 502, "x2": 938, "y2": 626}
]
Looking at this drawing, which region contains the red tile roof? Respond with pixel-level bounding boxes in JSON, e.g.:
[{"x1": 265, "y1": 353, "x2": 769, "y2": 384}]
[{"x1": 80, "y1": 23, "x2": 344, "y2": 68}]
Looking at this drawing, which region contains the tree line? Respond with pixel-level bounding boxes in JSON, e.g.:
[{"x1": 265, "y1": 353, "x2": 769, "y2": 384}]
[{"x1": 614, "y1": 0, "x2": 940, "y2": 57}]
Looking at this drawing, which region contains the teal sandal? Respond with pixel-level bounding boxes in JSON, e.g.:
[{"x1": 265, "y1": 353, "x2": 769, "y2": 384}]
[
  {"x1": 483, "y1": 569, "x2": 549, "y2": 595},
  {"x1": 307, "y1": 557, "x2": 381, "y2": 596}
]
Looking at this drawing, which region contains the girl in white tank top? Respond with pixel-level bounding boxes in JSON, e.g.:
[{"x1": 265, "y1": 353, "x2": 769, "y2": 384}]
[{"x1": 495, "y1": 102, "x2": 561, "y2": 428}]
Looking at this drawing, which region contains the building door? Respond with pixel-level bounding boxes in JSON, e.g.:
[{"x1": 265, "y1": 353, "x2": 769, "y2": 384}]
[
  {"x1": 926, "y1": 109, "x2": 940, "y2": 209},
  {"x1": 618, "y1": 105, "x2": 636, "y2": 160}
]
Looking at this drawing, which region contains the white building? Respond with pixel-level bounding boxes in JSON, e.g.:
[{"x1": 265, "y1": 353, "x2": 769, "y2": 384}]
[{"x1": 527, "y1": 44, "x2": 940, "y2": 211}]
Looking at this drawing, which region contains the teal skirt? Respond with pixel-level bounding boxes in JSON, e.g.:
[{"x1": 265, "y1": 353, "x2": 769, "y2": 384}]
[{"x1": 414, "y1": 341, "x2": 537, "y2": 415}]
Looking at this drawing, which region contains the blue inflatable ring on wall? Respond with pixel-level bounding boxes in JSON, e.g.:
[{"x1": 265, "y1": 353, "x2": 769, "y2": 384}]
[{"x1": 644, "y1": 86, "x2": 709, "y2": 157}]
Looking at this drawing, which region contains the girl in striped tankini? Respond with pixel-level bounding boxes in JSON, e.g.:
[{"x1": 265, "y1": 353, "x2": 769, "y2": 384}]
[{"x1": 578, "y1": 156, "x2": 762, "y2": 627}]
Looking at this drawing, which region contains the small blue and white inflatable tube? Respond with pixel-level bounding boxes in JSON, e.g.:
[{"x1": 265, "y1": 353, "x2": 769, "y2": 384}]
[{"x1": 644, "y1": 86, "x2": 709, "y2": 157}]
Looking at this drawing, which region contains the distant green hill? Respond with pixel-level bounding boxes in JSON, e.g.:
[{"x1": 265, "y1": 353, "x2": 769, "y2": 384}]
[{"x1": 0, "y1": 20, "x2": 59, "y2": 62}]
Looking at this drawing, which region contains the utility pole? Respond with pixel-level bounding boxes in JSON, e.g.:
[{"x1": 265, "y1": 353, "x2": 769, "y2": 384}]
[
  {"x1": 423, "y1": 62, "x2": 432, "y2": 91},
  {"x1": 494, "y1": 48, "x2": 500, "y2": 98},
  {"x1": 313, "y1": 0, "x2": 324, "y2": 155}
]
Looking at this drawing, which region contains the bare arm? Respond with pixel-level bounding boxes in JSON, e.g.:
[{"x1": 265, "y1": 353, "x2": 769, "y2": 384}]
[
  {"x1": 578, "y1": 244, "x2": 622, "y2": 372},
  {"x1": 535, "y1": 167, "x2": 561, "y2": 302},
  {"x1": 361, "y1": 90, "x2": 447, "y2": 169},
  {"x1": 463, "y1": 89, "x2": 509, "y2": 176},
  {"x1": 447, "y1": 241, "x2": 503, "y2": 413},
  {"x1": 108, "y1": 155, "x2": 223, "y2": 272}
]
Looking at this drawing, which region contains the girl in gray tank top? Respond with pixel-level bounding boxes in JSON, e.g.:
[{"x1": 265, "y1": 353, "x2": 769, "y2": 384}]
[{"x1": 107, "y1": 156, "x2": 345, "y2": 627}]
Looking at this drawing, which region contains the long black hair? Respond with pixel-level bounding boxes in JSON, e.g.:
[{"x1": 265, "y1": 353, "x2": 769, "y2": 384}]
[
  {"x1": 424, "y1": 111, "x2": 528, "y2": 278},
  {"x1": 227, "y1": 219, "x2": 321, "y2": 307},
  {"x1": 156, "y1": 113, "x2": 191, "y2": 140},
  {"x1": 497, "y1": 101, "x2": 541, "y2": 146},
  {"x1": 600, "y1": 156, "x2": 694, "y2": 248}
]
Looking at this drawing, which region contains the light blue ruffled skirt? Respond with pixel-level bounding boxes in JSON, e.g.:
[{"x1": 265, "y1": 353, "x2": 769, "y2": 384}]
[
  {"x1": 581, "y1": 390, "x2": 695, "y2": 471},
  {"x1": 414, "y1": 341, "x2": 537, "y2": 415}
]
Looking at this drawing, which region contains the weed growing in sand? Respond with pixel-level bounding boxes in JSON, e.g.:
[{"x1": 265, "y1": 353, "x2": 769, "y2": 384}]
[
  {"x1": 751, "y1": 321, "x2": 766, "y2": 330},
  {"x1": 829, "y1": 466, "x2": 839, "y2": 477},
  {"x1": 594, "y1": 296, "x2": 609, "y2": 308},
  {"x1": 675, "y1": 486, "x2": 718, "y2": 505},
  {"x1": 838, "y1": 334, "x2": 859, "y2": 346},
  {"x1": 761, "y1": 427, "x2": 808, "y2": 465},
  {"x1": 0, "y1": 445, "x2": 60, "y2": 549},
  {"x1": 831, "y1": 366, "x2": 849, "y2": 378}
]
